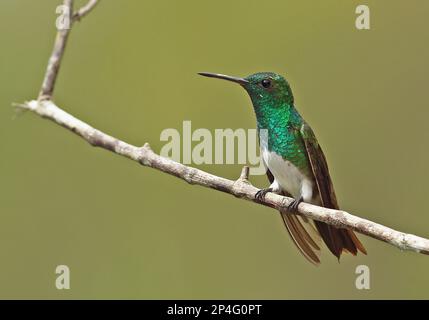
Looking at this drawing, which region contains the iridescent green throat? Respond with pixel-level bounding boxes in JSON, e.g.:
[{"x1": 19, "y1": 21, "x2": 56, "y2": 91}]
[{"x1": 253, "y1": 101, "x2": 309, "y2": 172}]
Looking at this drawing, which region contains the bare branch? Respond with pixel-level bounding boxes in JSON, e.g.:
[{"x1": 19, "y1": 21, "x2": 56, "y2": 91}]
[
  {"x1": 38, "y1": 0, "x2": 74, "y2": 100},
  {"x1": 18, "y1": 1, "x2": 429, "y2": 257},
  {"x1": 16, "y1": 99, "x2": 429, "y2": 255},
  {"x1": 73, "y1": 0, "x2": 99, "y2": 21},
  {"x1": 39, "y1": 0, "x2": 98, "y2": 100}
]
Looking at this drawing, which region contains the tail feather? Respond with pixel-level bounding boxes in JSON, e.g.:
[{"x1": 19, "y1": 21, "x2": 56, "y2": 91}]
[
  {"x1": 344, "y1": 229, "x2": 367, "y2": 255},
  {"x1": 281, "y1": 212, "x2": 366, "y2": 264},
  {"x1": 314, "y1": 221, "x2": 367, "y2": 258},
  {"x1": 281, "y1": 212, "x2": 321, "y2": 265}
]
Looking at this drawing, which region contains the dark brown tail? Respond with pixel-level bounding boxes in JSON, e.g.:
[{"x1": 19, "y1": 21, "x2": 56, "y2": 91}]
[
  {"x1": 314, "y1": 221, "x2": 367, "y2": 259},
  {"x1": 281, "y1": 212, "x2": 366, "y2": 265}
]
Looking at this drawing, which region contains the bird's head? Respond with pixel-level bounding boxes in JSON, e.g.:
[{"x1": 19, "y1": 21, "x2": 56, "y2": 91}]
[{"x1": 198, "y1": 71, "x2": 294, "y2": 108}]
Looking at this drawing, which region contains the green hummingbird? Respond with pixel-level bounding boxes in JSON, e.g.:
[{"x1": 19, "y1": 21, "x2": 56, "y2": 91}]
[{"x1": 199, "y1": 71, "x2": 366, "y2": 264}]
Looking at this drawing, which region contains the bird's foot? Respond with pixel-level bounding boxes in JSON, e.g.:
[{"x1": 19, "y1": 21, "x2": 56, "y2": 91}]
[
  {"x1": 255, "y1": 187, "x2": 273, "y2": 201},
  {"x1": 287, "y1": 196, "x2": 303, "y2": 212}
]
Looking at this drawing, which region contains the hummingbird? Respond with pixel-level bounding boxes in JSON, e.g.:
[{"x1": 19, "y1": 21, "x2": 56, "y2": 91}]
[{"x1": 198, "y1": 71, "x2": 366, "y2": 264}]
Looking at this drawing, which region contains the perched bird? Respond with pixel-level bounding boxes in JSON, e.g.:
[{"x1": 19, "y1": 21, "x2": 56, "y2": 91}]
[{"x1": 199, "y1": 71, "x2": 366, "y2": 264}]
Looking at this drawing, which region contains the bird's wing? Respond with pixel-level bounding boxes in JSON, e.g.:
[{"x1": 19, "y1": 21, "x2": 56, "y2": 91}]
[
  {"x1": 299, "y1": 122, "x2": 366, "y2": 257},
  {"x1": 299, "y1": 122, "x2": 338, "y2": 209}
]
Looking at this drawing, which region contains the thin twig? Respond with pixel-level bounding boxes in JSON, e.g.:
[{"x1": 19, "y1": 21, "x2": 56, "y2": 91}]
[
  {"x1": 17, "y1": 1, "x2": 429, "y2": 256},
  {"x1": 73, "y1": 0, "x2": 99, "y2": 21},
  {"x1": 38, "y1": 0, "x2": 98, "y2": 100},
  {"x1": 38, "y1": 0, "x2": 74, "y2": 100}
]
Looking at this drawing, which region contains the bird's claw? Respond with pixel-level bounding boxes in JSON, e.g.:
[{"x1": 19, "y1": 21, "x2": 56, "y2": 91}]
[
  {"x1": 255, "y1": 188, "x2": 273, "y2": 201},
  {"x1": 287, "y1": 197, "x2": 303, "y2": 212}
]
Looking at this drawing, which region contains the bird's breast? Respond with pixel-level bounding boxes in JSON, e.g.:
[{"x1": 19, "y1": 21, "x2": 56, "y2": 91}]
[{"x1": 262, "y1": 147, "x2": 316, "y2": 203}]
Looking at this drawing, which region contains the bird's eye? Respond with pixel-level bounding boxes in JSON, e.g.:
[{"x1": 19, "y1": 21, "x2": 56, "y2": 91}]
[{"x1": 261, "y1": 79, "x2": 271, "y2": 88}]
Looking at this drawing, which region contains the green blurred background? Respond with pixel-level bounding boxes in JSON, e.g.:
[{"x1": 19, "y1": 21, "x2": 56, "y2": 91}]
[{"x1": 1, "y1": 0, "x2": 428, "y2": 299}]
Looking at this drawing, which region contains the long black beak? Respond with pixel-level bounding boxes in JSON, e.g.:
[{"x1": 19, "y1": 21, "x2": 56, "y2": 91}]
[{"x1": 198, "y1": 72, "x2": 248, "y2": 85}]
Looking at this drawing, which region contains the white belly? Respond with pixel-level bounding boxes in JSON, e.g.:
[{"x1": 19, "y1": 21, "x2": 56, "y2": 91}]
[{"x1": 262, "y1": 147, "x2": 315, "y2": 203}]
